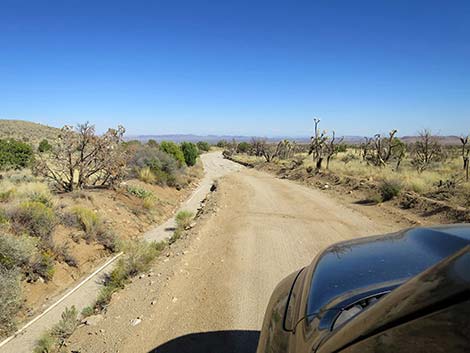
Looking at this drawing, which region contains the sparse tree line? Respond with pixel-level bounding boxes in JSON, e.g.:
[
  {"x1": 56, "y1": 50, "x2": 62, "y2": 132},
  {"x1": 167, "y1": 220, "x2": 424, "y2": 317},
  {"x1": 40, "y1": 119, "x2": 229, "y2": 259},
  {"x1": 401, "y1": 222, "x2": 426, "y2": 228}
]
[
  {"x1": 225, "y1": 119, "x2": 470, "y2": 182},
  {"x1": 0, "y1": 122, "x2": 208, "y2": 192}
]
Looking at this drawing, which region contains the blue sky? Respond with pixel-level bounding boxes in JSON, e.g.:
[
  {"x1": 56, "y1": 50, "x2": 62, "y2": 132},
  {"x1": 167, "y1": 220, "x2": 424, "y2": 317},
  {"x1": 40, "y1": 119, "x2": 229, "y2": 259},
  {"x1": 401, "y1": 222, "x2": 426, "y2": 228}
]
[{"x1": 1, "y1": 0, "x2": 469, "y2": 137}]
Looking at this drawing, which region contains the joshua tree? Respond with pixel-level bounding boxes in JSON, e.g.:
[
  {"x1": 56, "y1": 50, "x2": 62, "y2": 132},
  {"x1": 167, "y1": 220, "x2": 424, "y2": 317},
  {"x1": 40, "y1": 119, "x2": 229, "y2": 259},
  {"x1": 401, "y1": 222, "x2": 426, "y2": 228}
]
[
  {"x1": 325, "y1": 131, "x2": 344, "y2": 170},
  {"x1": 308, "y1": 118, "x2": 328, "y2": 169},
  {"x1": 411, "y1": 129, "x2": 442, "y2": 172},
  {"x1": 372, "y1": 130, "x2": 401, "y2": 166},
  {"x1": 460, "y1": 135, "x2": 469, "y2": 181}
]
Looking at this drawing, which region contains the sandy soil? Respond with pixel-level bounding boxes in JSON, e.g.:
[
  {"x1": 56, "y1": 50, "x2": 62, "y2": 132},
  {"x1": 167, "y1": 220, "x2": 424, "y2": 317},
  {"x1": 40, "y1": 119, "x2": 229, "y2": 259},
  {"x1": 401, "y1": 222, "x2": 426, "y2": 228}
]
[{"x1": 68, "y1": 166, "x2": 424, "y2": 353}]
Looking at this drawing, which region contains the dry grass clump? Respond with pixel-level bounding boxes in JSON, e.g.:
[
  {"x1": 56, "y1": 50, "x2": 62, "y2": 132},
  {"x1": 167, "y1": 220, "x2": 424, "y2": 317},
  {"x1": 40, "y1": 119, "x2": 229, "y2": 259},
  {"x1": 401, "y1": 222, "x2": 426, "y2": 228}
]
[
  {"x1": 138, "y1": 167, "x2": 156, "y2": 184},
  {"x1": 8, "y1": 201, "x2": 57, "y2": 242},
  {"x1": 95, "y1": 240, "x2": 164, "y2": 309},
  {"x1": 71, "y1": 206, "x2": 120, "y2": 252}
]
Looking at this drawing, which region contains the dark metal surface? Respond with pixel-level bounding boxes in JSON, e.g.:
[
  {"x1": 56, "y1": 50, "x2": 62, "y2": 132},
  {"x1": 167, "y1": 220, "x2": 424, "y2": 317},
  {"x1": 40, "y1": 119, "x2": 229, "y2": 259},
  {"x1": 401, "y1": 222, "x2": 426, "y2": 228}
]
[{"x1": 256, "y1": 225, "x2": 470, "y2": 353}]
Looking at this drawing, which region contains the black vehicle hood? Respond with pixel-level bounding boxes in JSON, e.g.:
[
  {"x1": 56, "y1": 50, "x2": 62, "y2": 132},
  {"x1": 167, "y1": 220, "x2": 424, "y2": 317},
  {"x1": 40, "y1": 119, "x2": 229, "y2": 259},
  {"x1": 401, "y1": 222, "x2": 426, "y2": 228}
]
[{"x1": 307, "y1": 225, "x2": 470, "y2": 317}]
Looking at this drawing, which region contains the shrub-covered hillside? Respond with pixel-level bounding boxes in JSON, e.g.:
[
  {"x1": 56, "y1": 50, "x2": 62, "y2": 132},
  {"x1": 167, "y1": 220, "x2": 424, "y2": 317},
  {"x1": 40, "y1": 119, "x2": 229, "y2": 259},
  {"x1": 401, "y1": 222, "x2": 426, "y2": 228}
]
[{"x1": 0, "y1": 120, "x2": 61, "y2": 147}]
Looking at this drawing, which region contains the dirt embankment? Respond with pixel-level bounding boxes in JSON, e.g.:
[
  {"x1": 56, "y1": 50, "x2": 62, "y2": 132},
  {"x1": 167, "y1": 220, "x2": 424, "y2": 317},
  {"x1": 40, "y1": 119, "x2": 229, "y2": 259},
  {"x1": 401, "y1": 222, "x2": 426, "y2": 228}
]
[
  {"x1": 67, "y1": 165, "x2": 424, "y2": 353},
  {"x1": 19, "y1": 178, "x2": 200, "y2": 330}
]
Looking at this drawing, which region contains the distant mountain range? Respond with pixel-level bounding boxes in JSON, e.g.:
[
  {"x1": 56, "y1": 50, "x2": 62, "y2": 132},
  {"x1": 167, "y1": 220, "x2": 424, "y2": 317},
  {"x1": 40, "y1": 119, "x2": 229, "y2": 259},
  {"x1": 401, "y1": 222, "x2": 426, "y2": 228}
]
[
  {"x1": 0, "y1": 120, "x2": 462, "y2": 146},
  {"x1": 126, "y1": 134, "x2": 462, "y2": 145}
]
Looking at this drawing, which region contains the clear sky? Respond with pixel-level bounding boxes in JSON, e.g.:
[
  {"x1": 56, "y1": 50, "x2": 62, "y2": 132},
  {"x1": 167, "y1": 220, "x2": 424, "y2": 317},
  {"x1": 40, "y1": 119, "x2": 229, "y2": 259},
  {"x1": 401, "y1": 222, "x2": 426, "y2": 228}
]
[{"x1": 1, "y1": 0, "x2": 469, "y2": 137}]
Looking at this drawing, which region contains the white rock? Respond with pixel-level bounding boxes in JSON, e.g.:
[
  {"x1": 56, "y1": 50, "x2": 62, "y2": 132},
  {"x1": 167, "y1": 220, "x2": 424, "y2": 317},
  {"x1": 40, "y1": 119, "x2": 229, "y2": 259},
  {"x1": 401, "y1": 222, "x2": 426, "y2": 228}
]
[{"x1": 130, "y1": 318, "x2": 142, "y2": 326}]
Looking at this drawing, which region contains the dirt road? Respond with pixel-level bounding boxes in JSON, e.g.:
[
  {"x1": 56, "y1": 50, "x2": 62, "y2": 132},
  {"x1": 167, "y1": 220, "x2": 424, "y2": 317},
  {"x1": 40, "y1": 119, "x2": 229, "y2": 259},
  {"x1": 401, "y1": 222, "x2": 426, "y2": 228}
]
[{"x1": 68, "y1": 164, "x2": 411, "y2": 353}]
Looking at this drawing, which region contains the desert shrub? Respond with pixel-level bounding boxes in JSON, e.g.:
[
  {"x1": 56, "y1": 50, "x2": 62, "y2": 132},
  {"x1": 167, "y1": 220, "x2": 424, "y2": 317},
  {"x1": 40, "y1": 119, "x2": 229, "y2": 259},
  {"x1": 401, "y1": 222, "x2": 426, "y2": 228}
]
[
  {"x1": 71, "y1": 206, "x2": 101, "y2": 239},
  {"x1": 142, "y1": 195, "x2": 157, "y2": 210},
  {"x1": 127, "y1": 185, "x2": 157, "y2": 209},
  {"x1": 237, "y1": 142, "x2": 250, "y2": 154},
  {"x1": 9, "y1": 201, "x2": 56, "y2": 241},
  {"x1": 169, "y1": 228, "x2": 183, "y2": 245},
  {"x1": 379, "y1": 179, "x2": 403, "y2": 201},
  {"x1": 37, "y1": 139, "x2": 52, "y2": 153},
  {"x1": 196, "y1": 141, "x2": 210, "y2": 152},
  {"x1": 31, "y1": 251, "x2": 55, "y2": 281},
  {"x1": 181, "y1": 142, "x2": 199, "y2": 167},
  {"x1": 81, "y1": 306, "x2": 94, "y2": 318},
  {"x1": 0, "y1": 139, "x2": 34, "y2": 170},
  {"x1": 128, "y1": 146, "x2": 183, "y2": 186},
  {"x1": 0, "y1": 209, "x2": 7, "y2": 224},
  {"x1": 126, "y1": 185, "x2": 153, "y2": 199},
  {"x1": 34, "y1": 306, "x2": 79, "y2": 352},
  {"x1": 138, "y1": 167, "x2": 156, "y2": 183},
  {"x1": 54, "y1": 242, "x2": 78, "y2": 267},
  {"x1": 51, "y1": 306, "x2": 78, "y2": 345},
  {"x1": 175, "y1": 210, "x2": 194, "y2": 229},
  {"x1": 216, "y1": 140, "x2": 228, "y2": 148},
  {"x1": 96, "y1": 240, "x2": 162, "y2": 309},
  {"x1": 160, "y1": 141, "x2": 185, "y2": 166},
  {"x1": 0, "y1": 233, "x2": 36, "y2": 270},
  {"x1": 0, "y1": 267, "x2": 21, "y2": 336},
  {"x1": 96, "y1": 229, "x2": 121, "y2": 253},
  {"x1": 33, "y1": 332, "x2": 54, "y2": 353},
  {"x1": 16, "y1": 182, "x2": 53, "y2": 207},
  {"x1": 0, "y1": 188, "x2": 15, "y2": 202}
]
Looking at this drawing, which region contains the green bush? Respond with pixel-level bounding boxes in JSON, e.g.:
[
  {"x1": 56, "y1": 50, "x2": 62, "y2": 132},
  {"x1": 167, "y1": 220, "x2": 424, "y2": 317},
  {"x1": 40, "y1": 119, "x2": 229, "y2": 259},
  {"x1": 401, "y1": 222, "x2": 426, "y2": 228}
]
[
  {"x1": 31, "y1": 251, "x2": 55, "y2": 281},
  {"x1": 37, "y1": 139, "x2": 52, "y2": 153},
  {"x1": 181, "y1": 142, "x2": 199, "y2": 167},
  {"x1": 33, "y1": 332, "x2": 54, "y2": 353},
  {"x1": 237, "y1": 142, "x2": 250, "y2": 153},
  {"x1": 126, "y1": 185, "x2": 153, "y2": 199},
  {"x1": 51, "y1": 306, "x2": 78, "y2": 345},
  {"x1": 379, "y1": 179, "x2": 403, "y2": 201},
  {"x1": 33, "y1": 306, "x2": 78, "y2": 353},
  {"x1": 0, "y1": 267, "x2": 21, "y2": 337},
  {"x1": 81, "y1": 306, "x2": 94, "y2": 318},
  {"x1": 196, "y1": 141, "x2": 210, "y2": 152},
  {"x1": 0, "y1": 233, "x2": 36, "y2": 270},
  {"x1": 128, "y1": 145, "x2": 183, "y2": 186},
  {"x1": 96, "y1": 240, "x2": 162, "y2": 309},
  {"x1": 0, "y1": 139, "x2": 33, "y2": 170},
  {"x1": 9, "y1": 201, "x2": 56, "y2": 241},
  {"x1": 159, "y1": 141, "x2": 185, "y2": 166},
  {"x1": 175, "y1": 210, "x2": 194, "y2": 230}
]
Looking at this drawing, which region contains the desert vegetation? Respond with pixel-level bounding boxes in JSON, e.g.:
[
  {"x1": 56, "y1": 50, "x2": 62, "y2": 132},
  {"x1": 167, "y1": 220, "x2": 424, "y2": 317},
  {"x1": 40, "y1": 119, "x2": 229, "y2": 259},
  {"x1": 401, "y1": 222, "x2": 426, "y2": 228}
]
[
  {"x1": 0, "y1": 120, "x2": 204, "y2": 338},
  {"x1": 225, "y1": 120, "x2": 470, "y2": 220}
]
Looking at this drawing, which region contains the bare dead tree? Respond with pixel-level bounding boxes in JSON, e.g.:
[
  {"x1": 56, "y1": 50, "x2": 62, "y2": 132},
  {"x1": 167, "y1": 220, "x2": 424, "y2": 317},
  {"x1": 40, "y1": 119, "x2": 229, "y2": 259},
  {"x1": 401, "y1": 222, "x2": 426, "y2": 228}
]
[
  {"x1": 34, "y1": 123, "x2": 128, "y2": 191},
  {"x1": 460, "y1": 135, "x2": 469, "y2": 181},
  {"x1": 411, "y1": 129, "x2": 442, "y2": 172},
  {"x1": 308, "y1": 118, "x2": 328, "y2": 169},
  {"x1": 325, "y1": 131, "x2": 344, "y2": 170},
  {"x1": 372, "y1": 130, "x2": 400, "y2": 166}
]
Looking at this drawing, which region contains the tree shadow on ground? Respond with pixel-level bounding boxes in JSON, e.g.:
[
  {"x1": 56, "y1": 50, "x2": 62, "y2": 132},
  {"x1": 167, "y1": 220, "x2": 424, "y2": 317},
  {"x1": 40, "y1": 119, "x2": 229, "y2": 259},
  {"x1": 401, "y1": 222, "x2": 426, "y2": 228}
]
[{"x1": 148, "y1": 330, "x2": 260, "y2": 353}]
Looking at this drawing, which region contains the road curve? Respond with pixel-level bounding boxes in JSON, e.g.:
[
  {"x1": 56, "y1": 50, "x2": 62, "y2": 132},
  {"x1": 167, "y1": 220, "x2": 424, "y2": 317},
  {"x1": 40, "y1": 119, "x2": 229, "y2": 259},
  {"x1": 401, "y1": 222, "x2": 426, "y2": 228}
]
[
  {"x1": 0, "y1": 152, "x2": 240, "y2": 353},
  {"x1": 67, "y1": 166, "x2": 404, "y2": 353}
]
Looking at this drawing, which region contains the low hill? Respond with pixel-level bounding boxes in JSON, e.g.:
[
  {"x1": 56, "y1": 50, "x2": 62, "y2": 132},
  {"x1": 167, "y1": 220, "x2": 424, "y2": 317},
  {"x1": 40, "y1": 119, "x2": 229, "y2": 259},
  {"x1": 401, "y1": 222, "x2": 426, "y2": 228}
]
[{"x1": 0, "y1": 119, "x2": 61, "y2": 146}]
